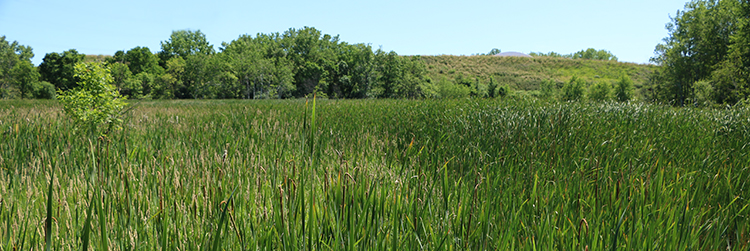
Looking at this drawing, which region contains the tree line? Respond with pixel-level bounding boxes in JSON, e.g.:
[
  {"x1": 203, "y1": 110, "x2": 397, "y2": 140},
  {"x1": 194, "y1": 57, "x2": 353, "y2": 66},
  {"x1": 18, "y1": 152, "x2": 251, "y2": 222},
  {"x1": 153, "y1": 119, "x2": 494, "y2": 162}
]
[
  {"x1": 1, "y1": 27, "x2": 442, "y2": 100},
  {"x1": 2, "y1": 27, "x2": 631, "y2": 101},
  {"x1": 529, "y1": 48, "x2": 619, "y2": 61},
  {"x1": 6, "y1": 0, "x2": 750, "y2": 107},
  {"x1": 649, "y1": 0, "x2": 750, "y2": 106}
]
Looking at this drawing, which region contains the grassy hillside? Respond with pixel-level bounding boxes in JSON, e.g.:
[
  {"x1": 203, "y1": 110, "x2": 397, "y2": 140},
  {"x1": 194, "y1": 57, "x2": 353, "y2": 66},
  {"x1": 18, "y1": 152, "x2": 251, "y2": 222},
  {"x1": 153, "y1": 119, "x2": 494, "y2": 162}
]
[{"x1": 418, "y1": 55, "x2": 657, "y2": 99}]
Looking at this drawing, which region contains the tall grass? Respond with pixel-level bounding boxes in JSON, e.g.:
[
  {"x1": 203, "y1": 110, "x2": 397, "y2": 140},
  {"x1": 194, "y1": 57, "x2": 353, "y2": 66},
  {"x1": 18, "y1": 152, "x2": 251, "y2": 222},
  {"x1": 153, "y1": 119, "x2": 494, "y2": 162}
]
[{"x1": 0, "y1": 98, "x2": 748, "y2": 250}]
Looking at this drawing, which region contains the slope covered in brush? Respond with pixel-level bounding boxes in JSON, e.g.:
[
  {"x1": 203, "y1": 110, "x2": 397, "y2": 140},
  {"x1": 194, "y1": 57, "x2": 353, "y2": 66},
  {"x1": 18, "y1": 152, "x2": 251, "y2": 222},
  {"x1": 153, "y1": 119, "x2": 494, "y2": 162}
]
[{"x1": 418, "y1": 55, "x2": 656, "y2": 99}]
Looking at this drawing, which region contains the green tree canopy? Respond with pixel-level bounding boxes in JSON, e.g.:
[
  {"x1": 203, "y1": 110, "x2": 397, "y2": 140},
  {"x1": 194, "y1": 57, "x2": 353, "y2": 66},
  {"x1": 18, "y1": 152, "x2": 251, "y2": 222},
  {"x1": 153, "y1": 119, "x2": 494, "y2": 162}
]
[
  {"x1": 571, "y1": 48, "x2": 618, "y2": 61},
  {"x1": 221, "y1": 33, "x2": 295, "y2": 99},
  {"x1": 159, "y1": 30, "x2": 214, "y2": 65},
  {"x1": 39, "y1": 49, "x2": 85, "y2": 91},
  {"x1": 10, "y1": 60, "x2": 40, "y2": 98},
  {"x1": 124, "y1": 46, "x2": 163, "y2": 75},
  {"x1": 0, "y1": 36, "x2": 34, "y2": 98},
  {"x1": 650, "y1": 0, "x2": 744, "y2": 105}
]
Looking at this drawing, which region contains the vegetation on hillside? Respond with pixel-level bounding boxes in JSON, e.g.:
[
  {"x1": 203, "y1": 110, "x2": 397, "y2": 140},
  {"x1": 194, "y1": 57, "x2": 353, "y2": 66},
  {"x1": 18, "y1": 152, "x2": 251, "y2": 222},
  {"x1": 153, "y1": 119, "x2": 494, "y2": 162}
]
[
  {"x1": 530, "y1": 48, "x2": 619, "y2": 61},
  {"x1": 418, "y1": 55, "x2": 654, "y2": 100}
]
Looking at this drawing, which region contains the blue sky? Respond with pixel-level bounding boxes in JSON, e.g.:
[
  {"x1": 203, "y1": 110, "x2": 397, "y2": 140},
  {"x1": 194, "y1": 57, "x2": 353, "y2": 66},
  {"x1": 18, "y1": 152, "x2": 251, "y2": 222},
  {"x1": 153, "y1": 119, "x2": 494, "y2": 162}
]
[{"x1": 1, "y1": 0, "x2": 687, "y2": 65}]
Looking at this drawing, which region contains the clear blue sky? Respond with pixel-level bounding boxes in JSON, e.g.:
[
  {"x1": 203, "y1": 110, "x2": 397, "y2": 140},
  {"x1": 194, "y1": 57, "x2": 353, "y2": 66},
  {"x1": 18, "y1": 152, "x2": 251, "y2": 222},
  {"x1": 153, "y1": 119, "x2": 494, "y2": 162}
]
[{"x1": 0, "y1": 0, "x2": 688, "y2": 66}]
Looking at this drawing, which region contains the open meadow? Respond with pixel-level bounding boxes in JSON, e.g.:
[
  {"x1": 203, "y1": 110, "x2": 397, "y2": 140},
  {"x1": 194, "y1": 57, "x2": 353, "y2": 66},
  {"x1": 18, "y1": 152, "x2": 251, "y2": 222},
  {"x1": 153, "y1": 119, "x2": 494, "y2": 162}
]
[{"x1": 1, "y1": 98, "x2": 749, "y2": 250}]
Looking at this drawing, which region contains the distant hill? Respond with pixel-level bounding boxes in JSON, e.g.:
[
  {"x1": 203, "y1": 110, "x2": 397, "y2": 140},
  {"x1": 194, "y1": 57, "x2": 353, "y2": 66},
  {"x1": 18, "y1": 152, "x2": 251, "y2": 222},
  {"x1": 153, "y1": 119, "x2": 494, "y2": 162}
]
[{"x1": 416, "y1": 55, "x2": 657, "y2": 99}]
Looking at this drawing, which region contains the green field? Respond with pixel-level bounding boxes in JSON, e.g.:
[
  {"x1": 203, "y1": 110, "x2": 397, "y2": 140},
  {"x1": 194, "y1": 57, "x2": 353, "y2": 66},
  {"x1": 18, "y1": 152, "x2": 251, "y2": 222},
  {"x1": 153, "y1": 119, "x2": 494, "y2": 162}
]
[{"x1": 1, "y1": 98, "x2": 749, "y2": 250}]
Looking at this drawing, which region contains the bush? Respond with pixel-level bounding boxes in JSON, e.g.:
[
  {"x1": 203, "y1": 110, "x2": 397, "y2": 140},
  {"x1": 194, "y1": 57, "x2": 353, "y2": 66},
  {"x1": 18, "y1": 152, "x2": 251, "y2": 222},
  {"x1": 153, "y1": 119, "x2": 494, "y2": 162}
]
[
  {"x1": 418, "y1": 77, "x2": 440, "y2": 98},
  {"x1": 470, "y1": 78, "x2": 487, "y2": 97},
  {"x1": 539, "y1": 79, "x2": 556, "y2": 99},
  {"x1": 437, "y1": 77, "x2": 470, "y2": 98},
  {"x1": 496, "y1": 84, "x2": 509, "y2": 98},
  {"x1": 32, "y1": 81, "x2": 56, "y2": 99},
  {"x1": 487, "y1": 77, "x2": 497, "y2": 98},
  {"x1": 693, "y1": 80, "x2": 714, "y2": 107},
  {"x1": 614, "y1": 75, "x2": 634, "y2": 102},
  {"x1": 562, "y1": 76, "x2": 586, "y2": 101},
  {"x1": 589, "y1": 81, "x2": 612, "y2": 102}
]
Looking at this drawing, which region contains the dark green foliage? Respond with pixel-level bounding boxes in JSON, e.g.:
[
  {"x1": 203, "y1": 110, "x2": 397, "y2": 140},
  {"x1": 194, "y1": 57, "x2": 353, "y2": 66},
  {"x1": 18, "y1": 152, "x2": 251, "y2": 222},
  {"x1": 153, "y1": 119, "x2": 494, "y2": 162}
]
[
  {"x1": 0, "y1": 36, "x2": 34, "y2": 98},
  {"x1": 651, "y1": 0, "x2": 749, "y2": 105},
  {"x1": 589, "y1": 81, "x2": 612, "y2": 102},
  {"x1": 39, "y1": 49, "x2": 85, "y2": 91},
  {"x1": 539, "y1": 79, "x2": 556, "y2": 99},
  {"x1": 150, "y1": 72, "x2": 174, "y2": 99},
  {"x1": 106, "y1": 50, "x2": 125, "y2": 64},
  {"x1": 123, "y1": 46, "x2": 162, "y2": 76},
  {"x1": 562, "y1": 76, "x2": 586, "y2": 101},
  {"x1": 125, "y1": 72, "x2": 150, "y2": 98},
  {"x1": 374, "y1": 50, "x2": 425, "y2": 98},
  {"x1": 282, "y1": 27, "x2": 336, "y2": 97},
  {"x1": 496, "y1": 83, "x2": 508, "y2": 98},
  {"x1": 614, "y1": 75, "x2": 634, "y2": 102},
  {"x1": 220, "y1": 32, "x2": 295, "y2": 99},
  {"x1": 332, "y1": 43, "x2": 377, "y2": 98},
  {"x1": 692, "y1": 80, "x2": 714, "y2": 107},
  {"x1": 487, "y1": 77, "x2": 497, "y2": 98},
  {"x1": 108, "y1": 62, "x2": 135, "y2": 97},
  {"x1": 10, "y1": 60, "x2": 39, "y2": 98},
  {"x1": 32, "y1": 81, "x2": 55, "y2": 99}
]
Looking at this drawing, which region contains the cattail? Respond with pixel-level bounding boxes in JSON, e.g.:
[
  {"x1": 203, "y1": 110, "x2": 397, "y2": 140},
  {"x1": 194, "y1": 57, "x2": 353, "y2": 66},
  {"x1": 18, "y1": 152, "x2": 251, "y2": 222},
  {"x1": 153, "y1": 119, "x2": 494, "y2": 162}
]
[{"x1": 221, "y1": 149, "x2": 228, "y2": 163}]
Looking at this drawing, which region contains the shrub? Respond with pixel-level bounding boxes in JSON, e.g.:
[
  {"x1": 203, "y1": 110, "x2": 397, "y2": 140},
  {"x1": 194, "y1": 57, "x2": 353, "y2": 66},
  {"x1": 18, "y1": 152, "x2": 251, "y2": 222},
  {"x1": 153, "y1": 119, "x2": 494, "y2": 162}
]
[
  {"x1": 496, "y1": 84, "x2": 509, "y2": 98},
  {"x1": 693, "y1": 80, "x2": 714, "y2": 107},
  {"x1": 32, "y1": 81, "x2": 56, "y2": 99},
  {"x1": 589, "y1": 81, "x2": 612, "y2": 102},
  {"x1": 437, "y1": 77, "x2": 470, "y2": 98},
  {"x1": 58, "y1": 62, "x2": 127, "y2": 136},
  {"x1": 539, "y1": 79, "x2": 556, "y2": 99},
  {"x1": 418, "y1": 77, "x2": 440, "y2": 98},
  {"x1": 615, "y1": 75, "x2": 634, "y2": 102},
  {"x1": 470, "y1": 78, "x2": 487, "y2": 97},
  {"x1": 562, "y1": 76, "x2": 586, "y2": 101},
  {"x1": 487, "y1": 77, "x2": 497, "y2": 98}
]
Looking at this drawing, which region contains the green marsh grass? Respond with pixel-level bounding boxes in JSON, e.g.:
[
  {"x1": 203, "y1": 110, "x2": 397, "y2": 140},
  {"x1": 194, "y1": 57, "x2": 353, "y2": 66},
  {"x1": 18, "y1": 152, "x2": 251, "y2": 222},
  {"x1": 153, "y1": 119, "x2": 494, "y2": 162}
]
[{"x1": 0, "y1": 98, "x2": 748, "y2": 250}]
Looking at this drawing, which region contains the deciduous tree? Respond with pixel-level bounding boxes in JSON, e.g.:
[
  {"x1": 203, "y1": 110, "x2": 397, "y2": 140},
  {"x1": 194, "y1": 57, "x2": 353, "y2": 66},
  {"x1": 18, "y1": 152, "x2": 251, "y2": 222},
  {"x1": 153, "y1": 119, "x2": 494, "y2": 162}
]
[
  {"x1": 124, "y1": 46, "x2": 163, "y2": 76},
  {"x1": 159, "y1": 30, "x2": 214, "y2": 66},
  {"x1": 10, "y1": 60, "x2": 39, "y2": 98},
  {"x1": 651, "y1": 0, "x2": 741, "y2": 105},
  {"x1": 39, "y1": 49, "x2": 85, "y2": 91},
  {"x1": 0, "y1": 36, "x2": 34, "y2": 98}
]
